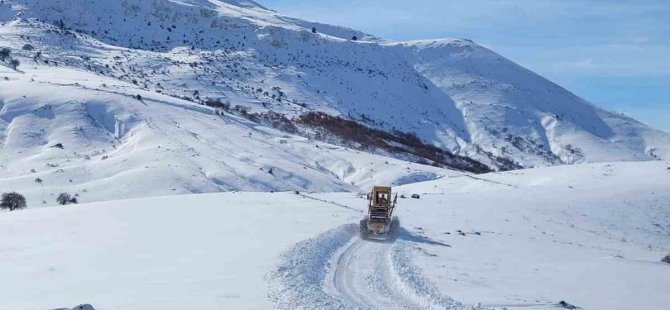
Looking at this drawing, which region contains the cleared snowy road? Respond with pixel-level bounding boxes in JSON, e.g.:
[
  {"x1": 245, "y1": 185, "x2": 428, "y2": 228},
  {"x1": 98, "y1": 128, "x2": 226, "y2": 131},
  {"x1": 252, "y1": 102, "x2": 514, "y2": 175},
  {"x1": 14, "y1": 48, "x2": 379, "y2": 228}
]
[
  {"x1": 326, "y1": 237, "x2": 429, "y2": 310},
  {"x1": 269, "y1": 223, "x2": 470, "y2": 310}
]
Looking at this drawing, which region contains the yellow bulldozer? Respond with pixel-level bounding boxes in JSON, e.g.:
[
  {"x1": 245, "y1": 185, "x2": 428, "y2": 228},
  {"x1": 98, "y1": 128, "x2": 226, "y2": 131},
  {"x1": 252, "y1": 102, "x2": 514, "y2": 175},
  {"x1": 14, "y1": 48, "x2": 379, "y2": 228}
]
[{"x1": 360, "y1": 186, "x2": 398, "y2": 238}]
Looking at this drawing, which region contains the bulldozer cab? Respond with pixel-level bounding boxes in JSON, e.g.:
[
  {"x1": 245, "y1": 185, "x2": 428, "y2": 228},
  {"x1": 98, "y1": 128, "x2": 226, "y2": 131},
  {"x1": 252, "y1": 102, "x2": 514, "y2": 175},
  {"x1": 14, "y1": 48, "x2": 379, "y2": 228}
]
[
  {"x1": 373, "y1": 187, "x2": 391, "y2": 207},
  {"x1": 369, "y1": 186, "x2": 396, "y2": 209}
]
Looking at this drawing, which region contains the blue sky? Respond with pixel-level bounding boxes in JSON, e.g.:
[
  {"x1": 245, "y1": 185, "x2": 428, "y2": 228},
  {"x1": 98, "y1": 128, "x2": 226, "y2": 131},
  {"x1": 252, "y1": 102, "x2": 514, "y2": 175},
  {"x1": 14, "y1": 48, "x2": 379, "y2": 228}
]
[{"x1": 259, "y1": 0, "x2": 669, "y2": 132}]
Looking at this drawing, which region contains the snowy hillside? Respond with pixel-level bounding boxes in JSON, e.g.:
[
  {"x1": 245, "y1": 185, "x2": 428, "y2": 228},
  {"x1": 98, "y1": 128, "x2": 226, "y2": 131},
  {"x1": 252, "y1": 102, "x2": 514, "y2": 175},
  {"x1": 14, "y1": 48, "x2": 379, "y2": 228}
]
[
  {"x1": 1, "y1": 161, "x2": 668, "y2": 310},
  {"x1": 385, "y1": 39, "x2": 670, "y2": 166},
  {"x1": 0, "y1": 62, "x2": 466, "y2": 205},
  {"x1": 1, "y1": 0, "x2": 667, "y2": 185}
]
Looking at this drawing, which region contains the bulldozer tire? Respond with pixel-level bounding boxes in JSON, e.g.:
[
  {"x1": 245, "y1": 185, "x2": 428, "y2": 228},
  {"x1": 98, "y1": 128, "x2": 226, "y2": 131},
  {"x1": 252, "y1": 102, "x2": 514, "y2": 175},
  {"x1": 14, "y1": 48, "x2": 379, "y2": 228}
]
[{"x1": 359, "y1": 218, "x2": 369, "y2": 238}]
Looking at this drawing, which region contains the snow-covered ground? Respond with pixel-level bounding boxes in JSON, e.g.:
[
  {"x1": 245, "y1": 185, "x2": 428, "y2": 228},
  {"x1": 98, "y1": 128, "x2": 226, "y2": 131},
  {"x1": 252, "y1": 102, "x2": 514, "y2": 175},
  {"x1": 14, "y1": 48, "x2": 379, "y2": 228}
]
[
  {"x1": 1, "y1": 1, "x2": 669, "y2": 309},
  {"x1": 2, "y1": 161, "x2": 668, "y2": 310}
]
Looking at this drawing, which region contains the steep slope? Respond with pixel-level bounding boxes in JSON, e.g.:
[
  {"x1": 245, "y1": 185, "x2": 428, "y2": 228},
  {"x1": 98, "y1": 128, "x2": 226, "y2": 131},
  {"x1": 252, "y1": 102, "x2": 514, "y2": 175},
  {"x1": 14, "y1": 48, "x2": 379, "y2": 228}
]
[
  {"x1": 385, "y1": 39, "x2": 670, "y2": 167},
  {"x1": 0, "y1": 63, "x2": 457, "y2": 206}
]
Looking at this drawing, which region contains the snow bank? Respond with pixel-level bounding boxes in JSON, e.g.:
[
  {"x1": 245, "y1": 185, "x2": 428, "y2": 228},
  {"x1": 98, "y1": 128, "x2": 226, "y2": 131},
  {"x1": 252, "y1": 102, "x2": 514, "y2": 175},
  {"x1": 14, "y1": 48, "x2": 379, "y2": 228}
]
[
  {"x1": 390, "y1": 241, "x2": 474, "y2": 310},
  {"x1": 267, "y1": 224, "x2": 357, "y2": 310}
]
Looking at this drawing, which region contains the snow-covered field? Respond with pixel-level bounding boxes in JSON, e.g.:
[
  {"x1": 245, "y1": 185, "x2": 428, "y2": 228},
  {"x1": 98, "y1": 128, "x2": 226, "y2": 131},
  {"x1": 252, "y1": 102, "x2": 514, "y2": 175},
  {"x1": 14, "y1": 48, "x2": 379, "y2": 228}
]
[{"x1": 2, "y1": 161, "x2": 668, "y2": 310}]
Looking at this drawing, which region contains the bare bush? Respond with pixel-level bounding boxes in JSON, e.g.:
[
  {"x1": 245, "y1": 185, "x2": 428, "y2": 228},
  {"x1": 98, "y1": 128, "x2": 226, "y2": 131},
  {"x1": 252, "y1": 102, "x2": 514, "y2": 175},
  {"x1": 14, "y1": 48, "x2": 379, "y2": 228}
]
[
  {"x1": 9, "y1": 59, "x2": 19, "y2": 70},
  {"x1": 57, "y1": 192, "x2": 74, "y2": 205},
  {"x1": 1, "y1": 192, "x2": 27, "y2": 211},
  {"x1": 0, "y1": 47, "x2": 9, "y2": 61},
  {"x1": 298, "y1": 112, "x2": 492, "y2": 173}
]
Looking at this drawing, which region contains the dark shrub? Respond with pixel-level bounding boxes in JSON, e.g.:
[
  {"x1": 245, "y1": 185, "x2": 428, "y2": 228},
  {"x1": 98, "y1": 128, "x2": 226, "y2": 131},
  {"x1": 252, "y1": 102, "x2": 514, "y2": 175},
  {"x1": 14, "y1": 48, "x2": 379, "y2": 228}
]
[
  {"x1": 57, "y1": 192, "x2": 72, "y2": 205},
  {"x1": 204, "y1": 98, "x2": 231, "y2": 110},
  {"x1": 0, "y1": 47, "x2": 9, "y2": 61},
  {"x1": 1, "y1": 192, "x2": 27, "y2": 211},
  {"x1": 298, "y1": 112, "x2": 492, "y2": 173},
  {"x1": 9, "y1": 59, "x2": 19, "y2": 70}
]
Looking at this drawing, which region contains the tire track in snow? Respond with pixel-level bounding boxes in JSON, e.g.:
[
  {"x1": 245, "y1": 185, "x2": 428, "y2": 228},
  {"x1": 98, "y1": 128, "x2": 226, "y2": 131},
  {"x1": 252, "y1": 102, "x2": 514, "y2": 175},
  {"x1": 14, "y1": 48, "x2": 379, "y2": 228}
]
[
  {"x1": 267, "y1": 224, "x2": 356, "y2": 310},
  {"x1": 326, "y1": 237, "x2": 425, "y2": 309},
  {"x1": 268, "y1": 223, "x2": 482, "y2": 310}
]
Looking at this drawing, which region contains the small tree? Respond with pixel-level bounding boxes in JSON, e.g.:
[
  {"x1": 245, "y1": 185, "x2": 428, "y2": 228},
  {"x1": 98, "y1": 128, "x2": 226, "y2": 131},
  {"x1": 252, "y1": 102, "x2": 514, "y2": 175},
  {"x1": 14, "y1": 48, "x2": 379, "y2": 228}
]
[
  {"x1": 9, "y1": 59, "x2": 19, "y2": 70},
  {"x1": 0, "y1": 47, "x2": 10, "y2": 61},
  {"x1": 57, "y1": 192, "x2": 72, "y2": 205},
  {"x1": 1, "y1": 192, "x2": 27, "y2": 211},
  {"x1": 56, "y1": 19, "x2": 66, "y2": 31}
]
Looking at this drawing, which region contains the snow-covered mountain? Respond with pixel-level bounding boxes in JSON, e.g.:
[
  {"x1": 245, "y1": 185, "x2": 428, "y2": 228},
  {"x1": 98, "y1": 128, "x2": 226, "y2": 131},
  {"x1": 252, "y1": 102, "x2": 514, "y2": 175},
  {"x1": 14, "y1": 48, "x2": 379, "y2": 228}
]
[
  {"x1": 384, "y1": 39, "x2": 670, "y2": 166},
  {"x1": 1, "y1": 0, "x2": 669, "y2": 204}
]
